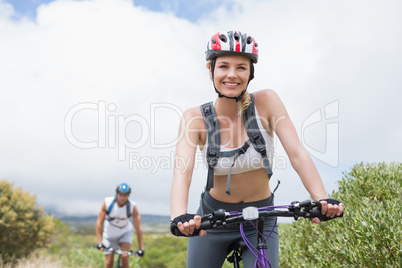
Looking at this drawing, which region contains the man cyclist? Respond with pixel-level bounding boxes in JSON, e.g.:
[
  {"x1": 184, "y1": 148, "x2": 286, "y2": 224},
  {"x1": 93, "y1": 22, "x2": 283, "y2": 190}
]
[{"x1": 96, "y1": 183, "x2": 144, "y2": 268}]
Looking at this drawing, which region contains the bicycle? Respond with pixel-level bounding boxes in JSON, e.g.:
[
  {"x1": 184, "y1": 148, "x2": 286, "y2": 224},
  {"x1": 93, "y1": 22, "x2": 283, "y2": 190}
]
[
  {"x1": 97, "y1": 244, "x2": 144, "y2": 268},
  {"x1": 171, "y1": 199, "x2": 343, "y2": 268}
]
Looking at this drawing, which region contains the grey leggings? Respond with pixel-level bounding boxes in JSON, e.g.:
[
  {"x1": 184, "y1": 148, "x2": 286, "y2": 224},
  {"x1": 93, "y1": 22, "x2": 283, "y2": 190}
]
[{"x1": 187, "y1": 192, "x2": 279, "y2": 268}]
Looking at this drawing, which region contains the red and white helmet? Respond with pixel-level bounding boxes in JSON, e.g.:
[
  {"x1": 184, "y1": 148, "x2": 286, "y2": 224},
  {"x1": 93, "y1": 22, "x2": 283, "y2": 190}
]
[{"x1": 206, "y1": 30, "x2": 259, "y2": 63}]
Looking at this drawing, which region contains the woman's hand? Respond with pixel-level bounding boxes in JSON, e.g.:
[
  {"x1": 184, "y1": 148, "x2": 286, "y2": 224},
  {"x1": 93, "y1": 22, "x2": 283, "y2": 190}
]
[
  {"x1": 171, "y1": 214, "x2": 207, "y2": 237},
  {"x1": 177, "y1": 215, "x2": 207, "y2": 236},
  {"x1": 311, "y1": 199, "x2": 345, "y2": 224}
]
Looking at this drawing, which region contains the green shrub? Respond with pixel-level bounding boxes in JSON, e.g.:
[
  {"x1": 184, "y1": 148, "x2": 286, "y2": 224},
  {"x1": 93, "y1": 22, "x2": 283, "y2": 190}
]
[
  {"x1": 60, "y1": 247, "x2": 105, "y2": 268},
  {"x1": 140, "y1": 234, "x2": 188, "y2": 268},
  {"x1": 0, "y1": 180, "x2": 55, "y2": 263},
  {"x1": 279, "y1": 162, "x2": 401, "y2": 267},
  {"x1": 60, "y1": 247, "x2": 143, "y2": 268},
  {"x1": 48, "y1": 218, "x2": 74, "y2": 256}
]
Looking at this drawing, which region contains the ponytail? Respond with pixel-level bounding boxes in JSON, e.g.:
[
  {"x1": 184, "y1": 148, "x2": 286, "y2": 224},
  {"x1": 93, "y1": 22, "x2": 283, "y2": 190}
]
[{"x1": 238, "y1": 91, "x2": 251, "y2": 116}]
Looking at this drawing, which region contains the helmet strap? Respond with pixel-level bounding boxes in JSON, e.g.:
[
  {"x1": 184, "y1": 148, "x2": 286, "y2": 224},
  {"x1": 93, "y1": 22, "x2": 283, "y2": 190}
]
[{"x1": 211, "y1": 58, "x2": 254, "y2": 102}]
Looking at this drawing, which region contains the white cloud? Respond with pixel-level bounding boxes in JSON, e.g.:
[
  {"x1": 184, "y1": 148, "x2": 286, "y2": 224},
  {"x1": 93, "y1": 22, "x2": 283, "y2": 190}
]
[{"x1": 0, "y1": 0, "x2": 401, "y2": 217}]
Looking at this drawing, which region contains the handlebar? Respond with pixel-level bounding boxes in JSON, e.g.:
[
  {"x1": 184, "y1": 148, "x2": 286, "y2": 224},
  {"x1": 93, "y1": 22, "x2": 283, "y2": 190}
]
[
  {"x1": 171, "y1": 200, "x2": 343, "y2": 237},
  {"x1": 97, "y1": 244, "x2": 144, "y2": 257},
  {"x1": 105, "y1": 248, "x2": 138, "y2": 256}
]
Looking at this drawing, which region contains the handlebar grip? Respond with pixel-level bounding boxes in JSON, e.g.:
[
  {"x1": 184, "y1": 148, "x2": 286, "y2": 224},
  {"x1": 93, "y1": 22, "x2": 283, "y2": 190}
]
[
  {"x1": 170, "y1": 223, "x2": 185, "y2": 237},
  {"x1": 199, "y1": 221, "x2": 212, "y2": 230},
  {"x1": 170, "y1": 221, "x2": 212, "y2": 237},
  {"x1": 310, "y1": 208, "x2": 344, "y2": 221},
  {"x1": 170, "y1": 222, "x2": 201, "y2": 237},
  {"x1": 137, "y1": 249, "x2": 144, "y2": 257},
  {"x1": 310, "y1": 199, "x2": 344, "y2": 221}
]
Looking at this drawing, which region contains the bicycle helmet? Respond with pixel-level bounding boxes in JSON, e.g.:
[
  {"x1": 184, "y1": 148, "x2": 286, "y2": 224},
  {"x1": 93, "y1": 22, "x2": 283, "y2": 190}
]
[
  {"x1": 206, "y1": 30, "x2": 258, "y2": 102},
  {"x1": 116, "y1": 183, "x2": 131, "y2": 195},
  {"x1": 206, "y1": 30, "x2": 259, "y2": 63}
]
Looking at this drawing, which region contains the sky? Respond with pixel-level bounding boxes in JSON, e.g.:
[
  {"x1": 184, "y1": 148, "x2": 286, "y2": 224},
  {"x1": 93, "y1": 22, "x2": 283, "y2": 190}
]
[{"x1": 0, "y1": 0, "x2": 401, "y2": 220}]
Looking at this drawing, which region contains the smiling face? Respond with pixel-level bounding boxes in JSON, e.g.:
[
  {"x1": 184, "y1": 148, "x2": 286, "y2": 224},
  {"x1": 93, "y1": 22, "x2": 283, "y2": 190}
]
[{"x1": 210, "y1": 55, "x2": 251, "y2": 99}]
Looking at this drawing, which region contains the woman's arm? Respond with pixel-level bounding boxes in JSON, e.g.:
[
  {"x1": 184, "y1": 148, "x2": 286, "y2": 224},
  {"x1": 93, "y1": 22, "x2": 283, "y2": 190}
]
[
  {"x1": 170, "y1": 107, "x2": 206, "y2": 236},
  {"x1": 258, "y1": 89, "x2": 344, "y2": 220}
]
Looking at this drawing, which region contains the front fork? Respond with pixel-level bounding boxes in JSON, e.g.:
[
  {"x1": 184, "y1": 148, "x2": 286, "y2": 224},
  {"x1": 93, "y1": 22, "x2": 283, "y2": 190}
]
[{"x1": 256, "y1": 218, "x2": 270, "y2": 268}]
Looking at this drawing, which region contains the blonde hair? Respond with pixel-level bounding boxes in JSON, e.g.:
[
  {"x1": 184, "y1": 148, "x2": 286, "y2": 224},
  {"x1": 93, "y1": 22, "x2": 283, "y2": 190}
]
[
  {"x1": 238, "y1": 91, "x2": 251, "y2": 116},
  {"x1": 206, "y1": 59, "x2": 252, "y2": 116},
  {"x1": 206, "y1": 60, "x2": 212, "y2": 69}
]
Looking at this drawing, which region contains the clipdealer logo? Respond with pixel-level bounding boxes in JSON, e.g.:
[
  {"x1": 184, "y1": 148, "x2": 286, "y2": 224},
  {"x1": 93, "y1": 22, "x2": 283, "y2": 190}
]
[
  {"x1": 64, "y1": 101, "x2": 182, "y2": 161},
  {"x1": 64, "y1": 100, "x2": 339, "y2": 169},
  {"x1": 301, "y1": 100, "x2": 339, "y2": 167}
]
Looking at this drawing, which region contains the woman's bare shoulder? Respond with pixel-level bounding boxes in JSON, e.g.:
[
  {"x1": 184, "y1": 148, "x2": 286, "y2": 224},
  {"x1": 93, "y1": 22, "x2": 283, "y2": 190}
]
[
  {"x1": 180, "y1": 106, "x2": 206, "y2": 130},
  {"x1": 183, "y1": 106, "x2": 203, "y2": 117},
  {"x1": 252, "y1": 89, "x2": 280, "y2": 101},
  {"x1": 252, "y1": 89, "x2": 282, "y2": 115}
]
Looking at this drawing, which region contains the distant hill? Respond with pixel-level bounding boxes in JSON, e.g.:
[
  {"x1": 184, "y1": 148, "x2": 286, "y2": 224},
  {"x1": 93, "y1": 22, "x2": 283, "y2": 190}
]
[
  {"x1": 57, "y1": 214, "x2": 170, "y2": 225},
  {"x1": 56, "y1": 214, "x2": 171, "y2": 233}
]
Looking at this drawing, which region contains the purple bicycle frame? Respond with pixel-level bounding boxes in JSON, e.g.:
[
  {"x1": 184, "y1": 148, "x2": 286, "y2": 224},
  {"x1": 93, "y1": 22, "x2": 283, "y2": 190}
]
[{"x1": 229, "y1": 205, "x2": 288, "y2": 268}]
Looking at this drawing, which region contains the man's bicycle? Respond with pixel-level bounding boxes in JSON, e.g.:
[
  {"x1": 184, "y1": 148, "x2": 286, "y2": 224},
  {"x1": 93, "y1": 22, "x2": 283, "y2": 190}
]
[
  {"x1": 171, "y1": 199, "x2": 343, "y2": 268},
  {"x1": 97, "y1": 245, "x2": 144, "y2": 268}
]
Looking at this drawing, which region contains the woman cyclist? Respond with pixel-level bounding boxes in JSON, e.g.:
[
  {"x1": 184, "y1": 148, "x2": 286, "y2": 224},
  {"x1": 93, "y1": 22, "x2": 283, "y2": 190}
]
[{"x1": 170, "y1": 30, "x2": 344, "y2": 268}]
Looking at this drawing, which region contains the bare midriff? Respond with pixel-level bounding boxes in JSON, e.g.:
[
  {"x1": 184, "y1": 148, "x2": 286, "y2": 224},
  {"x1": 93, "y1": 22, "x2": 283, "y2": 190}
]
[{"x1": 209, "y1": 168, "x2": 271, "y2": 203}]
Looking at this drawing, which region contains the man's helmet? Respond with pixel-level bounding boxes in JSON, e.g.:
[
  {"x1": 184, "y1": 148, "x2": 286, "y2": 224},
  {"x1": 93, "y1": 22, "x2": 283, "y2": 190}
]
[
  {"x1": 116, "y1": 183, "x2": 131, "y2": 195},
  {"x1": 206, "y1": 30, "x2": 259, "y2": 63}
]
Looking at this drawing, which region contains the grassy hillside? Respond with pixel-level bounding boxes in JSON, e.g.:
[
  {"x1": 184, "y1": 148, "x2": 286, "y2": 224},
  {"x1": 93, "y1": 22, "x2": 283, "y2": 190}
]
[{"x1": 1, "y1": 162, "x2": 400, "y2": 267}]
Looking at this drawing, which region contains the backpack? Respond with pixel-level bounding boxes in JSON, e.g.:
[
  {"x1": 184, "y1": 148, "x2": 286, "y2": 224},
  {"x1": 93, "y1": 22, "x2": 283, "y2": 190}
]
[
  {"x1": 106, "y1": 197, "x2": 132, "y2": 221},
  {"x1": 200, "y1": 93, "x2": 273, "y2": 195}
]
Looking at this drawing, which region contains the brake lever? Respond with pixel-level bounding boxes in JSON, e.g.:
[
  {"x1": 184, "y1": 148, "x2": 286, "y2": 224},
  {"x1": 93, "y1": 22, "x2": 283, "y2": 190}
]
[{"x1": 290, "y1": 200, "x2": 322, "y2": 220}]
